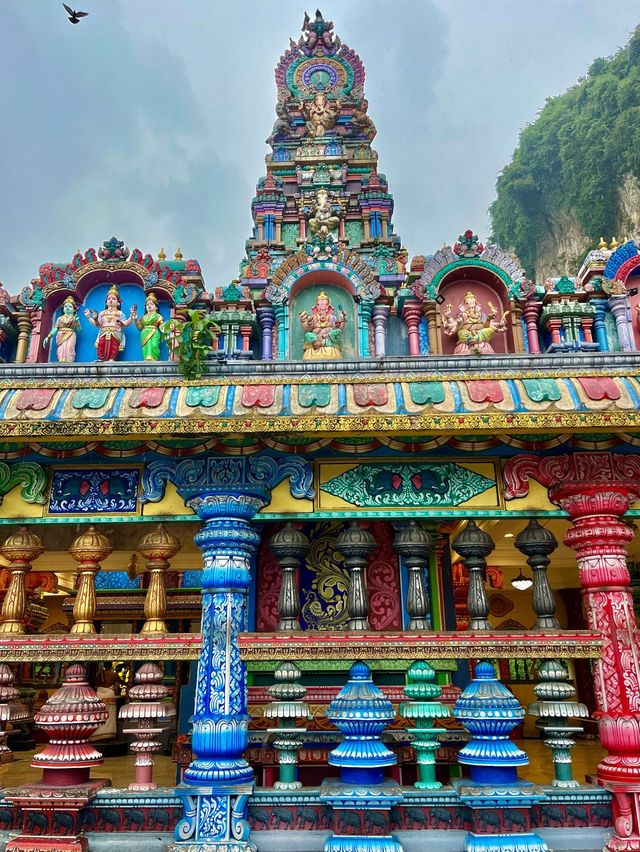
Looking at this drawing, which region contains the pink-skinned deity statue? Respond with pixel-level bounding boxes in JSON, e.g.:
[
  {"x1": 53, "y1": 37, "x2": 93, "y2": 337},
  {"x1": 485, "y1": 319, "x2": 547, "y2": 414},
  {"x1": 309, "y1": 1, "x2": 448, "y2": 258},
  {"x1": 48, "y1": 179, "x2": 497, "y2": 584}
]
[
  {"x1": 441, "y1": 290, "x2": 509, "y2": 355},
  {"x1": 84, "y1": 285, "x2": 137, "y2": 362},
  {"x1": 300, "y1": 290, "x2": 346, "y2": 360}
]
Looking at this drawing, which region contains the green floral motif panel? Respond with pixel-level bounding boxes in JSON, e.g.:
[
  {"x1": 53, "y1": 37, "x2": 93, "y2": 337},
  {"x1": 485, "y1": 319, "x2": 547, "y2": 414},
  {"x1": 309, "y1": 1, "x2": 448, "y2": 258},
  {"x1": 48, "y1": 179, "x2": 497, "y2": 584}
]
[
  {"x1": 282, "y1": 222, "x2": 299, "y2": 251},
  {"x1": 185, "y1": 385, "x2": 220, "y2": 407},
  {"x1": 322, "y1": 462, "x2": 495, "y2": 508},
  {"x1": 72, "y1": 388, "x2": 111, "y2": 410},
  {"x1": 344, "y1": 220, "x2": 364, "y2": 247},
  {"x1": 409, "y1": 381, "x2": 445, "y2": 405},
  {"x1": 298, "y1": 384, "x2": 331, "y2": 408},
  {"x1": 520, "y1": 378, "x2": 562, "y2": 403}
]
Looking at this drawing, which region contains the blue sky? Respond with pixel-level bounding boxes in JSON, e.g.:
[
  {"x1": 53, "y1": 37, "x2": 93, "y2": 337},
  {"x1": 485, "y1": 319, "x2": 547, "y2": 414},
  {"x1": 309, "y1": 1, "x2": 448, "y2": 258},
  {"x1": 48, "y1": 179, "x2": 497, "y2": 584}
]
[{"x1": 1, "y1": 1, "x2": 639, "y2": 293}]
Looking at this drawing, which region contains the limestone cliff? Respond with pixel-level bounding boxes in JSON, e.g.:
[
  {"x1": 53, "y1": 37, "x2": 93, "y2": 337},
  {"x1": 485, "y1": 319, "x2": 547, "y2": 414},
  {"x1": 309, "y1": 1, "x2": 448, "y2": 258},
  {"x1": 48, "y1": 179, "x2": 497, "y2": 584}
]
[{"x1": 490, "y1": 27, "x2": 640, "y2": 280}]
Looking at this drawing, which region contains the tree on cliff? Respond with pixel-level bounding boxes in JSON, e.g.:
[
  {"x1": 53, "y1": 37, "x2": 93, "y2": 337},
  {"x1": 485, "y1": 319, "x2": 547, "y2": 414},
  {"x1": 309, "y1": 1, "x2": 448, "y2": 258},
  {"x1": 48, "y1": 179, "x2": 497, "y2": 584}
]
[{"x1": 490, "y1": 26, "x2": 640, "y2": 278}]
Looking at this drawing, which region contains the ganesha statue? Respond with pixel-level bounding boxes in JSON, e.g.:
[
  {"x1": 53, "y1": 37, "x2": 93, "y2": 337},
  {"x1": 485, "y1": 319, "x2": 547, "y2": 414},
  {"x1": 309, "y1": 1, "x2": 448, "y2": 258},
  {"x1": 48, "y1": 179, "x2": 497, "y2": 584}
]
[
  {"x1": 441, "y1": 291, "x2": 509, "y2": 355},
  {"x1": 300, "y1": 291, "x2": 346, "y2": 360}
]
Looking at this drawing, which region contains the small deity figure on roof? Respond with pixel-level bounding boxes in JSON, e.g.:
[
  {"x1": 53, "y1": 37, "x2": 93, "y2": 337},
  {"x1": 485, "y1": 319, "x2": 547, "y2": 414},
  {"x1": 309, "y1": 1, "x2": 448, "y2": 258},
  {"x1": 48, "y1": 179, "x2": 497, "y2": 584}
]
[
  {"x1": 135, "y1": 293, "x2": 163, "y2": 361},
  {"x1": 308, "y1": 188, "x2": 341, "y2": 233},
  {"x1": 85, "y1": 285, "x2": 137, "y2": 362},
  {"x1": 300, "y1": 290, "x2": 346, "y2": 360},
  {"x1": 44, "y1": 296, "x2": 81, "y2": 363},
  {"x1": 298, "y1": 10, "x2": 341, "y2": 56},
  {"x1": 350, "y1": 98, "x2": 377, "y2": 141},
  {"x1": 441, "y1": 291, "x2": 509, "y2": 355},
  {"x1": 266, "y1": 95, "x2": 293, "y2": 146},
  {"x1": 300, "y1": 92, "x2": 341, "y2": 137}
]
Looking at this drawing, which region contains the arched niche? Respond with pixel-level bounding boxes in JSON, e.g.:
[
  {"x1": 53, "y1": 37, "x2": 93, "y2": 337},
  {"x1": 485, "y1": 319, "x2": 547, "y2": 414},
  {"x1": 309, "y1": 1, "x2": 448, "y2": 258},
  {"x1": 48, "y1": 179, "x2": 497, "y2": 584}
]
[
  {"x1": 42, "y1": 272, "x2": 172, "y2": 363},
  {"x1": 289, "y1": 270, "x2": 357, "y2": 360},
  {"x1": 436, "y1": 267, "x2": 514, "y2": 356}
]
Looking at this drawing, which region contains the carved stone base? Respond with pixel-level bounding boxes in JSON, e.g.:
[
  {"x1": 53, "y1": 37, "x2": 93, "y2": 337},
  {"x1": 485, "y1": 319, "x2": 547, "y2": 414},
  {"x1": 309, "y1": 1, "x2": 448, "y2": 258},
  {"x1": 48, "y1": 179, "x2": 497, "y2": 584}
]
[
  {"x1": 324, "y1": 836, "x2": 403, "y2": 852},
  {"x1": 6, "y1": 837, "x2": 87, "y2": 852},
  {"x1": 464, "y1": 832, "x2": 547, "y2": 852},
  {"x1": 168, "y1": 843, "x2": 256, "y2": 852}
]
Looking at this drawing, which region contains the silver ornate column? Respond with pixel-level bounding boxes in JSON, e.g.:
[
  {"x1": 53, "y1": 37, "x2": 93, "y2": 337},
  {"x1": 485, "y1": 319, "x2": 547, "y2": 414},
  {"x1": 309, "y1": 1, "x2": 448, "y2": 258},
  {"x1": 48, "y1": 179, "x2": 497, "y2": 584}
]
[
  {"x1": 270, "y1": 523, "x2": 310, "y2": 631},
  {"x1": 393, "y1": 521, "x2": 433, "y2": 630},
  {"x1": 451, "y1": 520, "x2": 494, "y2": 631},
  {"x1": 514, "y1": 519, "x2": 559, "y2": 629},
  {"x1": 336, "y1": 522, "x2": 375, "y2": 631}
]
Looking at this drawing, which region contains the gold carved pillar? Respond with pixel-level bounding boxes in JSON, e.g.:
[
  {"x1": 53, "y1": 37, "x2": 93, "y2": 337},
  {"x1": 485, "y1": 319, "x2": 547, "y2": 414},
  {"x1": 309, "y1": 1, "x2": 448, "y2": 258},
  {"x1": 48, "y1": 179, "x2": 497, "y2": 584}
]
[
  {"x1": 137, "y1": 524, "x2": 180, "y2": 634},
  {"x1": 423, "y1": 301, "x2": 440, "y2": 355},
  {"x1": 0, "y1": 528, "x2": 44, "y2": 634},
  {"x1": 14, "y1": 313, "x2": 33, "y2": 364},
  {"x1": 68, "y1": 527, "x2": 112, "y2": 634}
]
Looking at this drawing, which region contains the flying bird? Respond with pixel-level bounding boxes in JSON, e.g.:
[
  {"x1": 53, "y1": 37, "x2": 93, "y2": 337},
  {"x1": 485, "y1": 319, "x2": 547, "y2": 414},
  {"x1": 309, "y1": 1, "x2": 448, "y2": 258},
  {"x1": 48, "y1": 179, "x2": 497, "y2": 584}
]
[{"x1": 63, "y1": 4, "x2": 88, "y2": 24}]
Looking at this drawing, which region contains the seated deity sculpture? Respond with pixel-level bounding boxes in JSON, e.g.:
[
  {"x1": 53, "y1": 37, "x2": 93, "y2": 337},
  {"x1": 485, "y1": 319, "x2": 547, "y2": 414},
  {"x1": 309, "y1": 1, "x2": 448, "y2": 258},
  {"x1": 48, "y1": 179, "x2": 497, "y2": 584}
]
[
  {"x1": 43, "y1": 295, "x2": 81, "y2": 363},
  {"x1": 308, "y1": 188, "x2": 341, "y2": 233},
  {"x1": 84, "y1": 285, "x2": 137, "y2": 362},
  {"x1": 300, "y1": 290, "x2": 346, "y2": 360},
  {"x1": 441, "y1": 290, "x2": 509, "y2": 355},
  {"x1": 300, "y1": 92, "x2": 340, "y2": 137}
]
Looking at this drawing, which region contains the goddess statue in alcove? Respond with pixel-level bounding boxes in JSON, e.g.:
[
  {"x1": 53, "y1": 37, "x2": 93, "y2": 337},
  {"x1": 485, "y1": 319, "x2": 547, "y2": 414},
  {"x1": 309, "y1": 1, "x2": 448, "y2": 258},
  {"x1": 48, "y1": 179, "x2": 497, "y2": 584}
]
[
  {"x1": 441, "y1": 290, "x2": 509, "y2": 355},
  {"x1": 300, "y1": 290, "x2": 346, "y2": 360},
  {"x1": 43, "y1": 296, "x2": 81, "y2": 362}
]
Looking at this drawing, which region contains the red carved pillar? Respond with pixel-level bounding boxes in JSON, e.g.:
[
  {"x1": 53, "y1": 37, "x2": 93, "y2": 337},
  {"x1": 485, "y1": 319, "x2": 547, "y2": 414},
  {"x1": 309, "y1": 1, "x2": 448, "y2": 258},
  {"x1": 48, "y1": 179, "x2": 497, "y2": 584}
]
[
  {"x1": 504, "y1": 453, "x2": 640, "y2": 851},
  {"x1": 402, "y1": 299, "x2": 422, "y2": 356},
  {"x1": 547, "y1": 317, "x2": 562, "y2": 346},
  {"x1": 240, "y1": 324, "x2": 252, "y2": 352},
  {"x1": 522, "y1": 300, "x2": 541, "y2": 354},
  {"x1": 581, "y1": 317, "x2": 594, "y2": 344}
]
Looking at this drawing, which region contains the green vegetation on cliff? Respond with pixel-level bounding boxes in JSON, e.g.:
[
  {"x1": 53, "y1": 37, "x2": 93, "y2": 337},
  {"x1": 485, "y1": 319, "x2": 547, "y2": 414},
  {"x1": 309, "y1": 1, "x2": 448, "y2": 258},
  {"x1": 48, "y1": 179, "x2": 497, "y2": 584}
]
[{"x1": 490, "y1": 26, "x2": 640, "y2": 276}]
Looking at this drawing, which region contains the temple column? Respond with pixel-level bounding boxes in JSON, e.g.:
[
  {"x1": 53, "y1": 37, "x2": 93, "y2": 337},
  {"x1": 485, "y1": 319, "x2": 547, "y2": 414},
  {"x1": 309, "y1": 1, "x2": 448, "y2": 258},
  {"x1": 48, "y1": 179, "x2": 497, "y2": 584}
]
[
  {"x1": 141, "y1": 457, "x2": 313, "y2": 852},
  {"x1": 257, "y1": 307, "x2": 275, "y2": 360},
  {"x1": 609, "y1": 294, "x2": 634, "y2": 351},
  {"x1": 372, "y1": 304, "x2": 389, "y2": 357},
  {"x1": 359, "y1": 301, "x2": 374, "y2": 358},
  {"x1": 402, "y1": 299, "x2": 422, "y2": 356},
  {"x1": 273, "y1": 304, "x2": 289, "y2": 360},
  {"x1": 593, "y1": 299, "x2": 609, "y2": 351},
  {"x1": 522, "y1": 301, "x2": 542, "y2": 354},
  {"x1": 504, "y1": 453, "x2": 640, "y2": 852},
  {"x1": 14, "y1": 313, "x2": 32, "y2": 364},
  {"x1": 423, "y1": 301, "x2": 440, "y2": 355},
  {"x1": 451, "y1": 520, "x2": 494, "y2": 631},
  {"x1": 336, "y1": 522, "x2": 375, "y2": 631},
  {"x1": 393, "y1": 521, "x2": 432, "y2": 630}
]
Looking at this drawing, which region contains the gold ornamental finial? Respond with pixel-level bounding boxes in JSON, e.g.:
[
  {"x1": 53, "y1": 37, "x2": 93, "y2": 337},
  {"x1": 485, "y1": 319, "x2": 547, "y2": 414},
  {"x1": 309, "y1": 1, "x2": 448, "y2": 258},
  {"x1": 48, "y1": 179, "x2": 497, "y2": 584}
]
[
  {"x1": 158, "y1": 248, "x2": 166, "y2": 260},
  {"x1": 598, "y1": 236, "x2": 607, "y2": 250},
  {"x1": 610, "y1": 237, "x2": 619, "y2": 250},
  {"x1": 175, "y1": 248, "x2": 183, "y2": 260}
]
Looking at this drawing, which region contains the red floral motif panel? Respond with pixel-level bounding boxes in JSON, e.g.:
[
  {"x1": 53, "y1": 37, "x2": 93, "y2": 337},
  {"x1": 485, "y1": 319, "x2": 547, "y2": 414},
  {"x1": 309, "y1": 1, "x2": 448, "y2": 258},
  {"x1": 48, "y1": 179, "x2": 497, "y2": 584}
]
[
  {"x1": 577, "y1": 377, "x2": 621, "y2": 401},
  {"x1": 129, "y1": 388, "x2": 166, "y2": 409},
  {"x1": 255, "y1": 524, "x2": 282, "y2": 631},
  {"x1": 16, "y1": 388, "x2": 56, "y2": 411},
  {"x1": 242, "y1": 385, "x2": 276, "y2": 408},
  {"x1": 353, "y1": 383, "x2": 388, "y2": 407},
  {"x1": 366, "y1": 521, "x2": 402, "y2": 630},
  {"x1": 465, "y1": 380, "x2": 503, "y2": 404}
]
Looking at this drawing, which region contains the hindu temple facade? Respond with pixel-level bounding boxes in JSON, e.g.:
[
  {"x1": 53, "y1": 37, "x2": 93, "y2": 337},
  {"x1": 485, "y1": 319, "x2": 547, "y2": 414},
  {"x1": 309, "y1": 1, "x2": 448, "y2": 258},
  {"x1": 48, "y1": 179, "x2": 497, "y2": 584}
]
[{"x1": 0, "y1": 10, "x2": 640, "y2": 852}]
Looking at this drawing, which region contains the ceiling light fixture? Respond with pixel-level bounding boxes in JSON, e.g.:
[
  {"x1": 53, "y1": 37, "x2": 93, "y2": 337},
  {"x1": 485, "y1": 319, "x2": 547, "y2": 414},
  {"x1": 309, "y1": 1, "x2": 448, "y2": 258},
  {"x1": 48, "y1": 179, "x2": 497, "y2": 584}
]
[{"x1": 511, "y1": 569, "x2": 533, "y2": 591}]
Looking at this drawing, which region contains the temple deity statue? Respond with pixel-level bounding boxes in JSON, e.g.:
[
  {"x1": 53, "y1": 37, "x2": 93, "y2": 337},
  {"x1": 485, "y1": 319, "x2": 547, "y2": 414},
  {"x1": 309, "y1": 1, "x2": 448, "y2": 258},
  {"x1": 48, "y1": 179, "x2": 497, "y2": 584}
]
[
  {"x1": 85, "y1": 285, "x2": 137, "y2": 362},
  {"x1": 43, "y1": 296, "x2": 81, "y2": 363},
  {"x1": 308, "y1": 188, "x2": 341, "y2": 233},
  {"x1": 441, "y1": 291, "x2": 509, "y2": 355},
  {"x1": 300, "y1": 290, "x2": 346, "y2": 360},
  {"x1": 300, "y1": 92, "x2": 340, "y2": 137},
  {"x1": 266, "y1": 95, "x2": 293, "y2": 146},
  {"x1": 351, "y1": 97, "x2": 377, "y2": 141},
  {"x1": 135, "y1": 293, "x2": 163, "y2": 361}
]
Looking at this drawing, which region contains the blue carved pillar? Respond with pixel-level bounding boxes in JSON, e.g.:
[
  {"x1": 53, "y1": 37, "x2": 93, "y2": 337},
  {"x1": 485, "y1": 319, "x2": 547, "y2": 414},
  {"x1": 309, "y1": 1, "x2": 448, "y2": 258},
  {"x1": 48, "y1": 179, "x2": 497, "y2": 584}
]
[
  {"x1": 273, "y1": 303, "x2": 289, "y2": 359},
  {"x1": 592, "y1": 298, "x2": 609, "y2": 351},
  {"x1": 141, "y1": 457, "x2": 313, "y2": 852},
  {"x1": 256, "y1": 306, "x2": 275, "y2": 360},
  {"x1": 358, "y1": 301, "x2": 374, "y2": 358}
]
